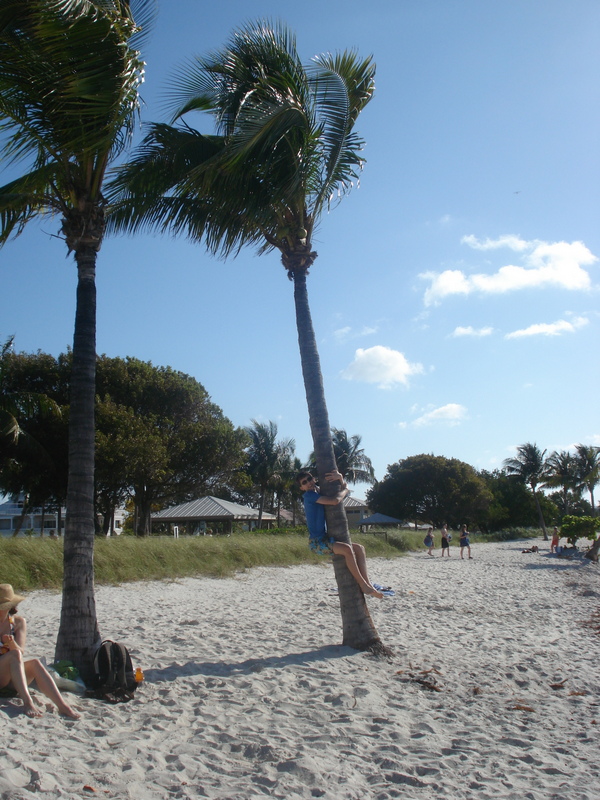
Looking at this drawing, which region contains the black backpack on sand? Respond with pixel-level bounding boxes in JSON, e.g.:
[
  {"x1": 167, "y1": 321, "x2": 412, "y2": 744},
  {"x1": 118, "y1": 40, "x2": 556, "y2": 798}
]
[{"x1": 89, "y1": 640, "x2": 138, "y2": 703}]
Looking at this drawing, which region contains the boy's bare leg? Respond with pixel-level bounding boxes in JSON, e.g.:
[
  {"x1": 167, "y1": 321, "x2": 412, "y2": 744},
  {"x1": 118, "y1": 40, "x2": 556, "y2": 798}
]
[{"x1": 331, "y1": 542, "x2": 384, "y2": 598}]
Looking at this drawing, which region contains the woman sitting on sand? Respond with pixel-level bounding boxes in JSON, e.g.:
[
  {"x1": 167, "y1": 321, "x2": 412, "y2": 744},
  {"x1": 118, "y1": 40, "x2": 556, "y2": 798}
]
[
  {"x1": 0, "y1": 584, "x2": 80, "y2": 719},
  {"x1": 296, "y1": 470, "x2": 384, "y2": 599}
]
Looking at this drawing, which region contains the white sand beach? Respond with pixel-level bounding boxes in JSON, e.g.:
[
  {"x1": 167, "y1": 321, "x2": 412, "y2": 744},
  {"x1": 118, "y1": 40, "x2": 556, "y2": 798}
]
[{"x1": 2, "y1": 539, "x2": 600, "y2": 800}]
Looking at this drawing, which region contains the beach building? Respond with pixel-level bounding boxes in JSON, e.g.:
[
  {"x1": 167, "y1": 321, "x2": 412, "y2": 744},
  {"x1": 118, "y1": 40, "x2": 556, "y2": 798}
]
[
  {"x1": 0, "y1": 497, "x2": 64, "y2": 537},
  {"x1": 343, "y1": 495, "x2": 370, "y2": 528},
  {"x1": 151, "y1": 496, "x2": 278, "y2": 535},
  {"x1": 0, "y1": 495, "x2": 128, "y2": 537}
]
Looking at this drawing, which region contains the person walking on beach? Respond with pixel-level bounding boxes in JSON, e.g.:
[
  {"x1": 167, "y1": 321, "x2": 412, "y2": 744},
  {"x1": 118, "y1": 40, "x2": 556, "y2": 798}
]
[
  {"x1": 441, "y1": 524, "x2": 451, "y2": 557},
  {"x1": 424, "y1": 527, "x2": 435, "y2": 556},
  {"x1": 459, "y1": 524, "x2": 472, "y2": 559},
  {"x1": 297, "y1": 470, "x2": 383, "y2": 598},
  {"x1": 0, "y1": 584, "x2": 80, "y2": 719},
  {"x1": 551, "y1": 526, "x2": 560, "y2": 553}
]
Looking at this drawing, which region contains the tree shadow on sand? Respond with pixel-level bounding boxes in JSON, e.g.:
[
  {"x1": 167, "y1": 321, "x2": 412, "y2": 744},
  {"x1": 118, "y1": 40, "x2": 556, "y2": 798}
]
[
  {"x1": 522, "y1": 553, "x2": 593, "y2": 571},
  {"x1": 146, "y1": 644, "x2": 358, "y2": 683}
]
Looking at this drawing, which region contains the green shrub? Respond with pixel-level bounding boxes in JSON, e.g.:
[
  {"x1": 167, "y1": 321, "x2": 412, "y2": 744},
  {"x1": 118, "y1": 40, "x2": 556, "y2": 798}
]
[{"x1": 561, "y1": 515, "x2": 600, "y2": 545}]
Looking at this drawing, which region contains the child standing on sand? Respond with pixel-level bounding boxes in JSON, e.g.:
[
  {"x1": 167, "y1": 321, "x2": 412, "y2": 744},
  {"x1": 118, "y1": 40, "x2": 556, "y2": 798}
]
[
  {"x1": 441, "y1": 524, "x2": 451, "y2": 557},
  {"x1": 297, "y1": 470, "x2": 383, "y2": 599},
  {"x1": 459, "y1": 524, "x2": 472, "y2": 559},
  {"x1": 424, "y1": 527, "x2": 435, "y2": 556}
]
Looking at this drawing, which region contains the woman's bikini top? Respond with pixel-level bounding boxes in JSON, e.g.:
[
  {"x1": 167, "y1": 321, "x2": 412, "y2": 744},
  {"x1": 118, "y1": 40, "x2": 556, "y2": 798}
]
[{"x1": 0, "y1": 616, "x2": 15, "y2": 656}]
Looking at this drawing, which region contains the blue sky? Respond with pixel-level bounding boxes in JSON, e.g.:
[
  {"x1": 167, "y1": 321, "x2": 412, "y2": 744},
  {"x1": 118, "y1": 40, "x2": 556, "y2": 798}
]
[{"x1": 1, "y1": 0, "x2": 598, "y2": 499}]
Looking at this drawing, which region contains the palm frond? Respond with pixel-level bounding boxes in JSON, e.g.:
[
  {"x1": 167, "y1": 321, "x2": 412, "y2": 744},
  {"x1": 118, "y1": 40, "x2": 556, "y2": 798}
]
[
  {"x1": 309, "y1": 51, "x2": 375, "y2": 213},
  {"x1": 0, "y1": 0, "x2": 152, "y2": 195}
]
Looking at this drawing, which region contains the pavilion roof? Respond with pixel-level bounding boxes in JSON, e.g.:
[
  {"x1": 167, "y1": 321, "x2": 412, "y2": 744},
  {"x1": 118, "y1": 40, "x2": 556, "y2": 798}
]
[{"x1": 151, "y1": 496, "x2": 276, "y2": 522}]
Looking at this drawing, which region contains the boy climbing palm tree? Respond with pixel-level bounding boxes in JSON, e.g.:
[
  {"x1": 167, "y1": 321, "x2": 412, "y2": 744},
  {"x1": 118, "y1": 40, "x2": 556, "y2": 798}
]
[{"x1": 297, "y1": 471, "x2": 383, "y2": 599}]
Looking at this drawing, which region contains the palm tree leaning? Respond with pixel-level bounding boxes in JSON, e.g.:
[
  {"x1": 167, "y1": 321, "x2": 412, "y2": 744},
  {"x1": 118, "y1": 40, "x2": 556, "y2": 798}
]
[
  {"x1": 503, "y1": 443, "x2": 549, "y2": 539},
  {"x1": 109, "y1": 21, "x2": 385, "y2": 651},
  {"x1": 0, "y1": 0, "x2": 152, "y2": 678}
]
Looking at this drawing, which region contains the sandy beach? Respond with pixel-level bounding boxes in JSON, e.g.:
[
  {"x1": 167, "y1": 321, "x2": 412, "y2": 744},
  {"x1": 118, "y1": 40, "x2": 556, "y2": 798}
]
[{"x1": 2, "y1": 539, "x2": 600, "y2": 800}]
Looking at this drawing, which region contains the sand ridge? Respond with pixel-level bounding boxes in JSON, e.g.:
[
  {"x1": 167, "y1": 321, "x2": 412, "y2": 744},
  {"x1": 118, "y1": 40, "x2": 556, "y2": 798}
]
[{"x1": 1, "y1": 539, "x2": 599, "y2": 799}]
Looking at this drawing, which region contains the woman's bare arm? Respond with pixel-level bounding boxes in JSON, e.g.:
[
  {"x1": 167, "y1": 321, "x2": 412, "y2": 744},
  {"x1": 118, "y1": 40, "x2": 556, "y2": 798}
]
[{"x1": 12, "y1": 615, "x2": 27, "y2": 652}]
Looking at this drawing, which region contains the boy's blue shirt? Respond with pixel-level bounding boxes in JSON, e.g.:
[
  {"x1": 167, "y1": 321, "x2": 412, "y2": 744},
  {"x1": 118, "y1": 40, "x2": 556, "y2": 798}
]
[{"x1": 303, "y1": 490, "x2": 326, "y2": 540}]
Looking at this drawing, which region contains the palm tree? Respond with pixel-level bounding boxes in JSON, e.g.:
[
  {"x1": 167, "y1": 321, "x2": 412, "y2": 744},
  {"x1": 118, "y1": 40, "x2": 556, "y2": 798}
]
[
  {"x1": 0, "y1": 0, "x2": 152, "y2": 678},
  {"x1": 543, "y1": 450, "x2": 580, "y2": 516},
  {"x1": 575, "y1": 444, "x2": 600, "y2": 517},
  {"x1": 244, "y1": 420, "x2": 295, "y2": 528},
  {"x1": 329, "y1": 428, "x2": 376, "y2": 485},
  {"x1": 109, "y1": 21, "x2": 384, "y2": 651},
  {"x1": 503, "y1": 443, "x2": 549, "y2": 539}
]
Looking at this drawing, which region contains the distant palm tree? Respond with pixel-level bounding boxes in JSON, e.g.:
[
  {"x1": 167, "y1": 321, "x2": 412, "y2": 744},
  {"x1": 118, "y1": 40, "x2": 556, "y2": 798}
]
[
  {"x1": 309, "y1": 428, "x2": 375, "y2": 485},
  {"x1": 109, "y1": 22, "x2": 384, "y2": 651},
  {"x1": 245, "y1": 420, "x2": 295, "y2": 528},
  {"x1": 0, "y1": 0, "x2": 152, "y2": 677},
  {"x1": 544, "y1": 450, "x2": 579, "y2": 516},
  {"x1": 331, "y1": 429, "x2": 375, "y2": 485},
  {"x1": 503, "y1": 443, "x2": 549, "y2": 538},
  {"x1": 575, "y1": 444, "x2": 600, "y2": 517}
]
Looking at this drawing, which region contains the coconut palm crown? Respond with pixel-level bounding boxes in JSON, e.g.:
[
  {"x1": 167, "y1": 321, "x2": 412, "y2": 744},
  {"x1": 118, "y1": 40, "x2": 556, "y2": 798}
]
[{"x1": 109, "y1": 20, "x2": 375, "y2": 271}]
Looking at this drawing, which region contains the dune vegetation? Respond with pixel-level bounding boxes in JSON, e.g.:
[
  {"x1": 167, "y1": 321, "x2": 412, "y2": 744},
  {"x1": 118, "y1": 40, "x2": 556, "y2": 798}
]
[{"x1": 0, "y1": 527, "x2": 542, "y2": 593}]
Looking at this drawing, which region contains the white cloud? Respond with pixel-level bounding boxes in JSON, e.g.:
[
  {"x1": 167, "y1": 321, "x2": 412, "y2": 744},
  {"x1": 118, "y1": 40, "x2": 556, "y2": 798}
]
[
  {"x1": 452, "y1": 325, "x2": 494, "y2": 337},
  {"x1": 505, "y1": 315, "x2": 589, "y2": 339},
  {"x1": 421, "y1": 237, "x2": 597, "y2": 306},
  {"x1": 461, "y1": 234, "x2": 531, "y2": 252},
  {"x1": 340, "y1": 345, "x2": 424, "y2": 389},
  {"x1": 333, "y1": 325, "x2": 377, "y2": 343},
  {"x1": 403, "y1": 403, "x2": 468, "y2": 428},
  {"x1": 333, "y1": 326, "x2": 352, "y2": 341}
]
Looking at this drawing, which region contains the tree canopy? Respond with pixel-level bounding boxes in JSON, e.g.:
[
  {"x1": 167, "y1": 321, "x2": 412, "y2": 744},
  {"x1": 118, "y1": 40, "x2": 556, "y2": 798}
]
[
  {"x1": 0, "y1": 349, "x2": 248, "y2": 535},
  {"x1": 367, "y1": 454, "x2": 492, "y2": 528}
]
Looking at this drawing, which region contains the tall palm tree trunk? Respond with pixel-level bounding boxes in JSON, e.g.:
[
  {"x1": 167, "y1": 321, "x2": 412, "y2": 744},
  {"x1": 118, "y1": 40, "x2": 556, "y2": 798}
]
[
  {"x1": 55, "y1": 247, "x2": 100, "y2": 680},
  {"x1": 292, "y1": 270, "x2": 384, "y2": 652}
]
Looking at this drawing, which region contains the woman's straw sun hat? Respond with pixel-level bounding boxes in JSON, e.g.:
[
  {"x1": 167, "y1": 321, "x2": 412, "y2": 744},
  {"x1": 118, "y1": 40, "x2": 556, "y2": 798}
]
[{"x1": 0, "y1": 584, "x2": 25, "y2": 610}]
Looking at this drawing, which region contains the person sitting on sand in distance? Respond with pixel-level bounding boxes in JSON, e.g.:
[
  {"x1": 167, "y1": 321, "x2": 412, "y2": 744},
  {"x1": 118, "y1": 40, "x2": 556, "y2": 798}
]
[
  {"x1": 459, "y1": 524, "x2": 472, "y2": 560},
  {"x1": 296, "y1": 470, "x2": 384, "y2": 599},
  {"x1": 441, "y1": 523, "x2": 451, "y2": 557},
  {"x1": 0, "y1": 584, "x2": 80, "y2": 719}
]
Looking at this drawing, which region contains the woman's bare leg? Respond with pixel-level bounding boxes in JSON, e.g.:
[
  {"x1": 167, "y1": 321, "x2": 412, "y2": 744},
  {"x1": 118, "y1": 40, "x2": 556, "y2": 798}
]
[
  {"x1": 331, "y1": 542, "x2": 383, "y2": 598},
  {"x1": 0, "y1": 650, "x2": 42, "y2": 717},
  {"x1": 24, "y1": 660, "x2": 80, "y2": 719}
]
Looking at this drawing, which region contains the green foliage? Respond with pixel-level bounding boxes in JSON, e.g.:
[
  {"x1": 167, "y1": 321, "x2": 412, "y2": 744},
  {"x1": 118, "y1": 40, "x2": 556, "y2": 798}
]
[
  {"x1": 367, "y1": 454, "x2": 492, "y2": 528},
  {"x1": 560, "y1": 515, "x2": 600, "y2": 545},
  {"x1": 479, "y1": 470, "x2": 558, "y2": 530},
  {"x1": 0, "y1": 350, "x2": 248, "y2": 535}
]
